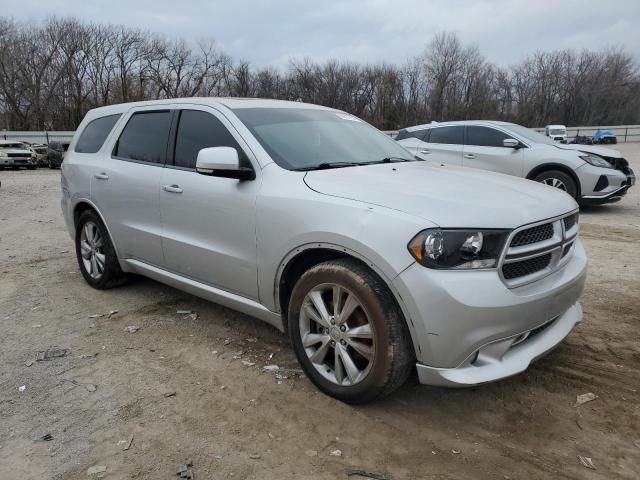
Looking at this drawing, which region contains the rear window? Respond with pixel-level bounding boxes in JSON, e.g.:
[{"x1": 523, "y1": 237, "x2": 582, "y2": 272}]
[
  {"x1": 428, "y1": 126, "x2": 464, "y2": 145},
  {"x1": 114, "y1": 111, "x2": 172, "y2": 164},
  {"x1": 75, "y1": 114, "x2": 121, "y2": 153},
  {"x1": 465, "y1": 126, "x2": 513, "y2": 147}
]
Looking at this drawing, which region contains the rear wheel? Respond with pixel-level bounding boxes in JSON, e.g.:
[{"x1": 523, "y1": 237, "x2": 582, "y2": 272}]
[
  {"x1": 288, "y1": 258, "x2": 414, "y2": 404},
  {"x1": 534, "y1": 170, "x2": 577, "y2": 199},
  {"x1": 75, "y1": 210, "x2": 127, "y2": 289}
]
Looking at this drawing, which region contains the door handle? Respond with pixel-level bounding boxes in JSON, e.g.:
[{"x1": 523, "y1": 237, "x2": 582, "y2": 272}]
[
  {"x1": 162, "y1": 184, "x2": 183, "y2": 194},
  {"x1": 464, "y1": 154, "x2": 476, "y2": 159},
  {"x1": 94, "y1": 173, "x2": 109, "y2": 180},
  {"x1": 419, "y1": 149, "x2": 431, "y2": 154}
]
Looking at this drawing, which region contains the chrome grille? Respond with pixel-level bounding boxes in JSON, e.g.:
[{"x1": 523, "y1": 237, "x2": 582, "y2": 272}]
[
  {"x1": 563, "y1": 213, "x2": 577, "y2": 231},
  {"x1": 503, "y1": 253, "x2": 552, "y2": 279},
  {"x1": 510, "y1": 223, "x2": 554, "y2": 247},
  {"x1": 500, "y1": 212, "x2": 579, "y2": 287}
]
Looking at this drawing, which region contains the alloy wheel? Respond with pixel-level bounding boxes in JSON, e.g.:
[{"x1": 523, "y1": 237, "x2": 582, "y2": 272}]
[
  {"x1": 542, "y1": 177, "x2": 567, "y2": 191},
  {"x1": 299, "y1": 283, "x2": 375, "y2": 386},
  {"x1": 79, "y1": 221, "x2": 106, "y2": 279}
]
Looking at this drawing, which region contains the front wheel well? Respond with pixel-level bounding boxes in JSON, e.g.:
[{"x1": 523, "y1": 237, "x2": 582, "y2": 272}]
[{"x1": 526, "y1": 164, "x2": 581, "y2": 198}]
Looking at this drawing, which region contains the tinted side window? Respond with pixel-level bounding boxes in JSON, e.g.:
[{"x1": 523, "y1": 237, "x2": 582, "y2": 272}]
[
  {"x1": 428, "y1": 126, "x2": 463, "y2": 145},
  {"x1": 396, "y1": 128, "x2": 427, "y2": 141},
  {"x1": 114, "y1": 111, "x2": 172, "y2": 164},
  {"x1": 174, "y1": 110, "x2": 249, "y2": 170},
  {"x1": 466, "y1": 126, "x2": 513, "y2": 147},
  {"x1": 75, "y1": 114, "x2": 121, "y2": 153}
]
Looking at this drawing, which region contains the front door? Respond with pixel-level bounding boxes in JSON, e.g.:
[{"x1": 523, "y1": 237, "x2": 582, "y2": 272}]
[
  {"x1": 159, "y1": 107, "x2": 261, "y2": 300},
  {"x1": 462, "y1": 125, "x2": 524, "y2": 177}
]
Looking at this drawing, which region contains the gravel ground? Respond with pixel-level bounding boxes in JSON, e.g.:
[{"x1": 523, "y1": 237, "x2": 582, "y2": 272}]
[{"x1": 0, "y1": 145, "x2": 639, "y2": 479}]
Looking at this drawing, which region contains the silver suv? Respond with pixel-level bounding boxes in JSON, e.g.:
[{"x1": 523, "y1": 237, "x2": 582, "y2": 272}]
[
  {"x1": 61, "y1": 99, "x2": 586, "y2": 403},
  {"x1": 396, "y1": 120, "x2": 635, "y2": 205}
]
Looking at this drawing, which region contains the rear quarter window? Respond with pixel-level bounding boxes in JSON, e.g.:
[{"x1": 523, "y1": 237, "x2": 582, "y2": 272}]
[
  {"x1": 396, "y1": 128, "x2": 428, "y2": 141},
  {"x1": 75, "y1": 114, "x2": 122, "y2": 153}
]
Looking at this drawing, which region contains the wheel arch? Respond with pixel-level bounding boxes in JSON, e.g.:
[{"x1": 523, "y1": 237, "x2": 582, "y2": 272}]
[
  {"x1": 274, "y1": 243, "x2": 420, "y2": 359},
  {"x1": 526, "y1": 163, "x2": 581, "y2": 198},
  {"x1": 72, "y1": 199, "x2": 122, "y2": 260}
]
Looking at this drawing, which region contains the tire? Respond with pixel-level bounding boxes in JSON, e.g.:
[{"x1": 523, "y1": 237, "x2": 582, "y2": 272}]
[
  {"x1": 534, "y1": 170, "x2": 578, "y2": 199},
  {"x1": 75, "y1": 210, "x2": 127, "y2": 289},
  {"x1": 288, "y1": 258, "x2": 414, "y2": 404}
]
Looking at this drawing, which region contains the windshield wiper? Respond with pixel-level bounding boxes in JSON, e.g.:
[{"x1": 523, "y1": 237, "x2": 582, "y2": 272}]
[
  {"x1": 291, "y1": 162, "x2": 360, "y2": 171},
  {"x1": 362, "y1": 156, "x2": 416, "y2": 165}
]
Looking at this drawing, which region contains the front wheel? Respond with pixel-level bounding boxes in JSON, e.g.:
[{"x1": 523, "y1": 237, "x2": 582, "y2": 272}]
[
  {"x1": 534, "y1": 170, "x2": 578, "y2": 199},
  {"x1": 288, "y1": 259, "x2": 414, "y2": 404},
  {"x1": 75, "y1": 210, "x2": 127, "y2": 289}
]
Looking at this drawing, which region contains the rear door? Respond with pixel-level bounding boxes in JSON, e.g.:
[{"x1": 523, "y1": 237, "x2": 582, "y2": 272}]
[
  {"x1": 90, "y1": 107, "x2": 172, "y2": 267},
  {"x1": 463, "y1": 125, "x2": 524, "y2": 176},
  {"x1": 159, "y1": 106, "x2": 261, "y2": 300},
  {"x1": 395, "y1": 128, "x2": 429, "y2": 157},
  {"x1": 423, "y1": 125, "x2": 464, "y2": 165}
]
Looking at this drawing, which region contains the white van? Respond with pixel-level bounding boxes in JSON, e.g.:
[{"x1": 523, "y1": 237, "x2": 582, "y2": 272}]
[{"x1": 545, "y1": 125, "x2": 567, "y2": 142}]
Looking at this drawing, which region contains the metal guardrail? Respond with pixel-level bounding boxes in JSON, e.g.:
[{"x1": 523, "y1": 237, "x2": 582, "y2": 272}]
[
  {"x1": 0, "y1": 131, "x2": 75, "y2": 144},
  {"x1": 3, "y1": 125, "x2": 640, "y2": 144}
]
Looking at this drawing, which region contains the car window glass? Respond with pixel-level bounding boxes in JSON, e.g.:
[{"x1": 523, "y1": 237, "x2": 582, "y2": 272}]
[
  {"x1": 114, "y1": 111, "x2": 172, "y2": 164},
  {"x1": 62, "y1": 143, "x2": 70, "y2": 152},
  {"x1": 466, "y1": 126, "x2": 513, "y2": 147},
  {"x1": 75, "y1": 114, "x2": 121, "y2": 153},
  {"x1": 428, "y1": 126, "x2": 463, "y2": 145},
  {"x1": 396, "y1": 129, "x2": 427, "y2": 141},
  {"x1": 174, "y1": 110, "x2": 249, "y2": 169}
]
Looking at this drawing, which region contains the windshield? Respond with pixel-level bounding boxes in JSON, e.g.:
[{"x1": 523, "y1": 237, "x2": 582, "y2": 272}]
[
  {"x1": 0, "y1": 142, "x2": 26, "y2": 149},
  {"x1": 549, "y1": 129, "x2": 565, "y2": 135},
  {"x1": 232, "y1": 108, "x2": 414, "y2": 170},
  {"x1": 501, "y1": 124, "x2": 556, "y2": 145}
]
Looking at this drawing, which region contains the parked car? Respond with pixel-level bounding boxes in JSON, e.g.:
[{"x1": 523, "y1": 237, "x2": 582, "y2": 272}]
[
  {"x1": 47, "y1": 141, "x2": 70, "y2": 168},
  {"x1": 569, "y1": 135, "x2": 593, "y2": 145},
  {"x1": 396, "y1": 120, "x2": 635, "y2": 205},
  {"x1": 21, "y1": 141, "x2": 49, "y2": 166},
  {"x1": 545, "y1": 124, "x2": 567, "y2": 142},
  {"x1": 0, "y1": 140, "x2": 38, "y2": 170},
  {"x1": 592, "y1": 129, "x2": 617, "y2": 144},
  {"x1": 62, "y1": 99, "x2": 586, "y2": 403}
]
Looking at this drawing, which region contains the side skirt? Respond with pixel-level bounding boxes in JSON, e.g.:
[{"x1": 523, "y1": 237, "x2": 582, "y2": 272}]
[{"x1": 123, "y1": 259, "x2": 284, "y2": 332}]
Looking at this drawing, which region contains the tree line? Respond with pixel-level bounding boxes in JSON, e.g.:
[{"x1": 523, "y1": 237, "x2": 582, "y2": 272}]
[{"x1": 1, "y1": 16, "x2": 639, "y2": 132}]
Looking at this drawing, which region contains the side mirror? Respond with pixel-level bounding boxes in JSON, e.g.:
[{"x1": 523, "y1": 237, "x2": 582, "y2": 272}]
[
  {"x1": 503, "y1": 138, "x2": 521, "y2": 149},
  {"x1": 195, "y1": 147, "x2": 255, "y2": 181}
]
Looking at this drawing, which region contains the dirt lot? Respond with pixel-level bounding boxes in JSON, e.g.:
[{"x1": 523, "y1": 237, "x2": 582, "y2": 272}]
[{"x1": 1, "y1": 145, "x2": 639, "y2": 480}]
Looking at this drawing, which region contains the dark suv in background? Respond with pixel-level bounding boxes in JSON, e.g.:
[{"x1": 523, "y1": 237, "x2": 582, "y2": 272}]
[{"x1": 48, "y1": 141, "x2": 71, "y2": 169}]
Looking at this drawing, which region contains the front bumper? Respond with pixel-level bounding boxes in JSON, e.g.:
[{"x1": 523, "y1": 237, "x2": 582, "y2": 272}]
[
  {"x1": 416, "y1": 303, "x2": 581, "y2": 386},
  {"x1": 392, "y1": 239, "x2": 587, "y2": 386},
  {"x1": 577, "y1": 163, "x2": 633, "y2": 204}
]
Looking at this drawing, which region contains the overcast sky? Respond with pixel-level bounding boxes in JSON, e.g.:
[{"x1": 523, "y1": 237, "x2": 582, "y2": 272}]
[{"x1": 6, "y1": 0, "x2": 640, "y2": 67}]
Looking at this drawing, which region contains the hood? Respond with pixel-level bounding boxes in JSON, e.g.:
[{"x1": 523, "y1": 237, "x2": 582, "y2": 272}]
[
  {"x1": 0, "y1": 148, "x2": 32, "y2": 155},
  {"x1": 304, "y1": 162, "x2": 577, "y2": 229},
  {"x1": 555, "y1": 143, "x2": 622, "y2": 158}
]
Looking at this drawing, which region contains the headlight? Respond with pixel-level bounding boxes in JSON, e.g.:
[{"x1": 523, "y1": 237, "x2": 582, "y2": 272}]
[
  {"x1": 407, "y1": 228, "x2": 510, "y2": 269},
  {"x1": 579, "y1": 153, "x2": 612, "y2": 169},
  {"x1": 0, "y1": 152, "x2": 7, "y2": 158}
]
